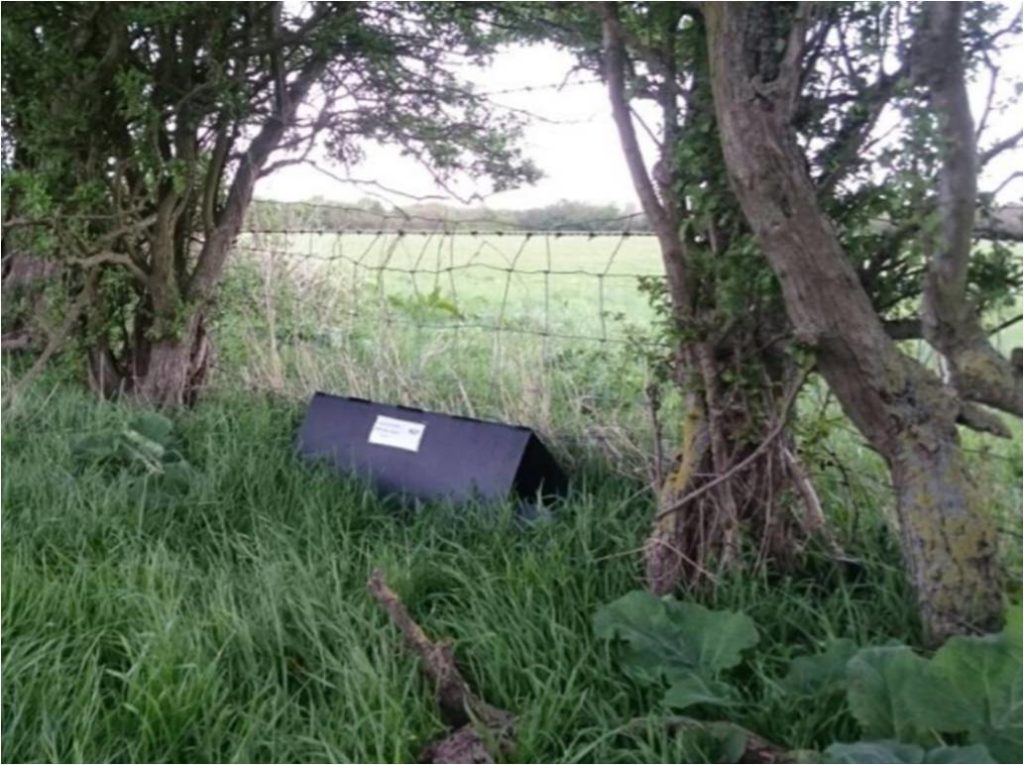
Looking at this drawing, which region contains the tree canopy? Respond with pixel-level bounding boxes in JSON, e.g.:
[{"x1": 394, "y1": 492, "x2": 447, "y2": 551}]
[
  {"x1": 504, "y1": 1, "x2": 1021, "y2": 642},
  {"x1": 2, "y1": 1, "x2": 537, "y2": 402}
]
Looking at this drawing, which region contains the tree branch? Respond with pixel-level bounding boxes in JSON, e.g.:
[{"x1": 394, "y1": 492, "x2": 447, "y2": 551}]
[
  {"x1": 816, "y1": 68, "x2": 906, "y2": 196},
  {"x1": 654, "y1": 368, "x2": 808, "y2": 523},
  {"x1": 596, "y1": 3, "x2": 695, "y2": 319},
  {"x1": 915, "y1": 2, "x2": 1021, "y2": 417},
  {"x1": 978, "y1": 131, "x2": 1023, "y2": 168},
  {"x1": 68, "y1": 250, "x2": 148, "y2": 283},
  {"x1": 188, "y1": 55, "x2": 330, "y2": 301},
  {"x1": 596, "y1": 3, "x2": 669, "y2": 234}
]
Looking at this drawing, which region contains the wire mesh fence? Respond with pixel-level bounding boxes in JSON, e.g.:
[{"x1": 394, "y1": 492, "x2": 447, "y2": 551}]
[
  {"x1": 224, "y1": 209, "x2": 1022, "y2": 473},
  {"x1": 223, "y1": 220, "x2": 673, "y2": 471}
]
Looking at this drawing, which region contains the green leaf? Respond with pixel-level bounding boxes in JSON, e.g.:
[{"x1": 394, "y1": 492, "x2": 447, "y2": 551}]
[
  {"x1": 705, "y1": 722, "x2": 750, "y2": 764},
  {"x1": 824, "y1": 741, "x2": 991, "y2": 764},
  {"x1": 663, "y1": 671, "x2": 736, "y2": 710},
  {"x1": 666, "y1": 719, "x2": 750, "y2": 764},
  {"x1": 129, "y1": 412, "x2": 174, "y2": 446},
  {"x1": 70, "y1": 432, "x2": 120, "y2": 462},
  {"x1": 160, "y1": 461, "x2": 197, "y2": 494},
  {"x1": 122, "y1": 428, "x2": 166, "y2": 463},
  {"x1": 924, "y1": 744, "x2": 995, "y2": 763},
  {"x1": 914, "y1": 615, "x2": 1022, "y2": 763},
  {"x1": 593, "y1": 590, "x2": 758, "y2": 685},
  {"x1": 846, "y1": 645, "x2": 931, "y2": 743},
  {"x1": 784, "y1": 638, "x2": 858, "y2": 696},
  {"x1": 824, "y1": 740, "x2": 924, "y2": 764}
]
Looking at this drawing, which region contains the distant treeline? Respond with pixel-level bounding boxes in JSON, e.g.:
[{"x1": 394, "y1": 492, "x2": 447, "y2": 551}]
[{"x1": 246, "y1": 197, "x2": 652, "y2": 233}]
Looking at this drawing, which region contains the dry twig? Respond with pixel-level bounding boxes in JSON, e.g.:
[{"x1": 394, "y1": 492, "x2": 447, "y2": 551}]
[{"x1": 368, "y1": 569, "x2": 516, "y2": 764}]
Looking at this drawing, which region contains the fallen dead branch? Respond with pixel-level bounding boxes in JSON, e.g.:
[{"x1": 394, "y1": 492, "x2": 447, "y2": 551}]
[{"x1": 368, "y1": 569, "x2": 516, "y2": 764}]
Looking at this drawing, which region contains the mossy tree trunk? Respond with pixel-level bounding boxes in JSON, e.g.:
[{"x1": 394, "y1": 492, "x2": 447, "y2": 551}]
[
  {"x1": 599, "y1": 6, "x2": 836, "y2": 593},
  {"x1": 645, "y1": 346, "x2": 826, "y2": 592},
  {"x1": 705, "y1": 2, "x2": 1005, "y2": 643}
]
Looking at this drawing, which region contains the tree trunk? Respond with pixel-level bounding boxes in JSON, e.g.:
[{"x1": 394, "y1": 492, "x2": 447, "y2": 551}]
[
  {"x1": 129, "y1": 311, "x2": 212, "y2": 407},
  {"x1": 597, "y1": 5, "x2": 832, "y2": 593},
  {"x1": 85, "y1": 304, "x2": 212, "y2": 407},
  {"x1": 705, "y1": 2, "x2": 1003, "y2": 644},
  {"x1": 646, "y1": 339, "x2": 834, "y2": 593},
  {"x1": 889, "y1": 404, "x2": 1001, "y2": 640},
  {"x1": 913, "y1": 2, "x2": 1022, "y2": 418}
]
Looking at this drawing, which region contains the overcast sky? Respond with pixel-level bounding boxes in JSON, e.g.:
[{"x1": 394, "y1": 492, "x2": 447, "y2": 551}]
[{"x1": 256, "y1": 33, "x2": 1022, "y2": 211}]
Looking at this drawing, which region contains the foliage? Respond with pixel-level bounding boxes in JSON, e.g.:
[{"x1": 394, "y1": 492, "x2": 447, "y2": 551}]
[
  {"x1": 821, "y1": 740, "x2": 994, "y2": 764},
  {"x1": 845, "y1": 645, "x2": 934, "y2": 742},
  {"x1": 593, "y1": 590, "x2": 758, "y2": 710},
  {"x1": 1, "y1": 2, "x2": 538, "y2": 401},
  {"x1": 594, "y1": 590, "x2": 1022, "y2": 763},
  {"x1": 512, "y1": 0, "x2": 1022, "y2": 381},
  {"x1": 247, "y1": 197, "x2": 650, "y2": 233},
  {"x1": 387, "y1": 287, "x2": 465, "y2": 322},
  {"x1": 0, "y1": 367, "x2": 932, "y2": 763},
  {"x1": 783, "y1": 637, "x2": 859, "y2": 697},
  {"x1": 71, "y1": 411, "x2": 197, "y2": 505},
  {"x1": 2, "y1": 315, "x2": 1018, "y2": 762},
  {"x1": 508, "y1": 0, "x2": 1022, "y2": 642}
]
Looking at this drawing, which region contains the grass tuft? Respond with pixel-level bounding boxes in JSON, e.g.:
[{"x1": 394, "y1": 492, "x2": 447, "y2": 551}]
[{"x1": 2, "y1": 381, "x2": 959, "y2": 763}]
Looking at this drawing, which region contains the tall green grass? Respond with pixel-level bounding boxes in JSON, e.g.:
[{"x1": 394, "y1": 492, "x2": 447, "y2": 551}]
[
  {"x1": 2, "y1": 381, "x2": 930, "y2": 763},
  {"x1": 3, "y1": 234, "x2": 1019, "y2": 762}
]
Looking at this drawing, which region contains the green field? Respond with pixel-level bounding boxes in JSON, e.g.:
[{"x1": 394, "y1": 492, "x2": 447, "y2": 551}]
[
  {"x1": 2, "y1": 233, "x2": 1021, "y2": 763},
  {"x1": 240, "y1": 231, "x2": 664, "y2": 337},
  {"x1": 239, "y1": 230, "x2": 1023, "y2": 351},
  {"x1": 224, "y1": 232, "x2": 673, "y2": 458}
]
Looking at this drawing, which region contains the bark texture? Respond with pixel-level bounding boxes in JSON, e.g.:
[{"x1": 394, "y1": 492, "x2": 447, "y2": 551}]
[
  {"x1": 367, "y1": 570, "x2": 516, "y2": 764},
  {"x1": 705, "y1": 2, "x2": 1003, "y2": 643},
  {"x1": 83, "y1": 54, "x2": 327, "y2": 407},
  {"x1": 913, "y1": 3, "x2": 1022, "y2": 417},
  {"x1": 599, "y1": 4, "x2": 834, "y2": 593}
]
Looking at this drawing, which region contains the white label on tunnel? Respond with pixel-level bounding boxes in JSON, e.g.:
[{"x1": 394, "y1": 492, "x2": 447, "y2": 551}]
[{"x1": 368, "y1": 415, "x2": 425, "y2": 452}]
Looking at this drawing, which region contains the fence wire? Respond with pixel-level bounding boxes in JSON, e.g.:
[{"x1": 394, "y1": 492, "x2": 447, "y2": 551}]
[
  {"x1": 235, "y1": 226, "x2": 666, "y2": 348},
  {"x1": 225, "y1": 224, "x2": 672, "y2": 467}
]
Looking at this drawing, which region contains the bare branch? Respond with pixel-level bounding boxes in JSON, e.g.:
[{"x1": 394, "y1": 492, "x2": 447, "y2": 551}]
[
  {"x1": 978, "y1": 131, "x2": 1023, "y2": 168},
  {"x1": 987, "y1": 170, "x2": 1022, "y2": 201},
  {"x1": 7, "y1": 287, "x2": 90, "y2": 401},
  {"x1": 976, "y1": 203, "x2": 1023, "y2": 241},
  {"x1": 957, "y1": 401, "x2": 1011, "y2": 438},
  {"x1": 816, "y1": 69, "x2": 906, "y2": 196},
  {"x1": 596, "y1": 2, "x2": 695, "y2": 320},
  {"x1": 68, "y1": 250, "x2": 148, "y2": 282},
  {"x1": 915, "y1": 2, "x2": 1021, "y2": 417},
  {"x1": 654, "y1": 368, "x2": 809, "y2": 523},
  {"x1": 596, "y1": 3, "x2": 668, "y2": 234}
]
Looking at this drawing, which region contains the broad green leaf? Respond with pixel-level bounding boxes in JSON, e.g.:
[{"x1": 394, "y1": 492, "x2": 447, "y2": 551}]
[
  {"x1": 846, "y1": 645, "x2": 931, "y2": 743},
  {"x1": 159, "y1": 461, "x2": 196, "y2": 494},
  {"x1": 593, "y1": 590, "x2": 758, "y2": 684},
  {"x1": 663, "y1": 671, "x2": 735, "y2": 710},
  {"x1": 668, "y1": 719, "x2": 750, "y2": 764},
  {"x1": 915, "y1": 617, "x2": 1022, "y2": 763},
  {"x1": 923, "y1": 744, "x2": 995, "y2": 763},
  {"x1": 129, "y1": 412, "x2": 174, "y2": 446},
  {"x1": 784, "y1": 638, "x2": 858, "y2": 696},
  {"x1": 823, "y1": 740, "x2": 991, "y2": 764},
  {"x1": 790, "y1": 749, "x2": 827, "y2": 764},
  {"x1": 824, "y1": 740, "x2": 924, "y2": 764},
  {"x1": 122, "y1": 427, "x2": 167, "y2": 463},
  {"x1": 71, "y1": 432, "x2": 120, "y2": 462},
  {"x1": 705, "y1": 721, "x2": 750, "y2": 764}
]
